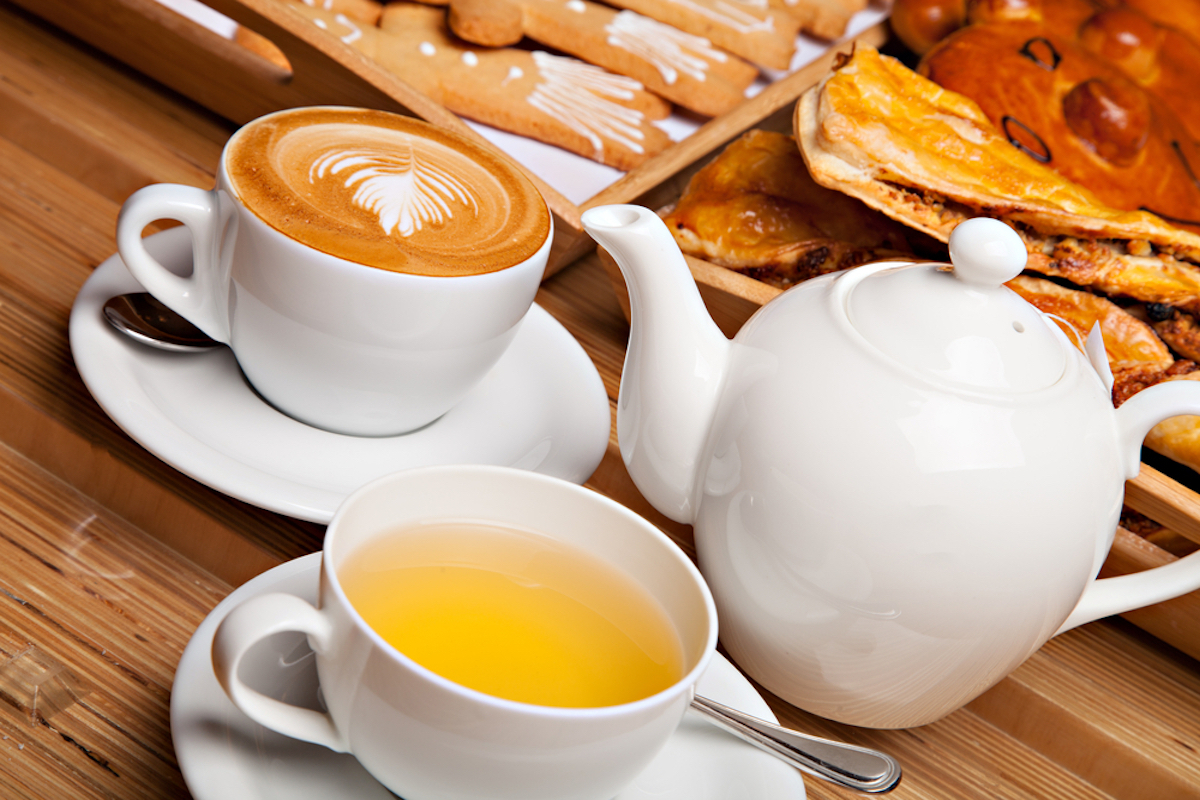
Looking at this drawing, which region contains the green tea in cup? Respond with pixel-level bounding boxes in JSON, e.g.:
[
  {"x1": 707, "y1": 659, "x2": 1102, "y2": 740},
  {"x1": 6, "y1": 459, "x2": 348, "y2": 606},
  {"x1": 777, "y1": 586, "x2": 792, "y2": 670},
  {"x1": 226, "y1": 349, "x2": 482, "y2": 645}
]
[
  {"x1": 212, "y1": 465, "x2": 717, "y2": 800},
  {"x1": 339, "y1": 521, "x2": 685, "y2": 708}
]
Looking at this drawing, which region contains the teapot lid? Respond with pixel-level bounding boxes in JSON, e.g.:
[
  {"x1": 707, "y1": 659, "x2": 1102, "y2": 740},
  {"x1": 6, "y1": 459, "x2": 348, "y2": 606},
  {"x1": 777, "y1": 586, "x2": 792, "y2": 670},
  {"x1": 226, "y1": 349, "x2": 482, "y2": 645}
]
[{"x1": 845, "y1": 218, "x2": 1067, "y2": 393}]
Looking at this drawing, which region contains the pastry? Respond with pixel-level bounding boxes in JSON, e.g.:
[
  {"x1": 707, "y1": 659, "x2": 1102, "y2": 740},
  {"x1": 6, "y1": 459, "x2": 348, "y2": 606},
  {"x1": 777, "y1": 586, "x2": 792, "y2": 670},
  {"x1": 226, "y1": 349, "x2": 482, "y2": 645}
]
[
  {"x1": 1009, "y1": 274, "x2": 1200, "y2": 482},
  {"x1": 795, "y1": 45, "x2": 1200, "y2": 312},
  {"x1": 796, "y1": 44, "x2": 1200, "y2": 482},
  {"x1": 889, "y1": 1, "x2": 1200, "y2": 228},
  {"x1": 918, "y1": 8, "x2": 1200, "y2": 230},
  {"x1": 1008, "y1": 274, "x2": 1176, "y2": 395},
  {"x1": 661, "y1": 129, "x2": 922, "y2": 288}
]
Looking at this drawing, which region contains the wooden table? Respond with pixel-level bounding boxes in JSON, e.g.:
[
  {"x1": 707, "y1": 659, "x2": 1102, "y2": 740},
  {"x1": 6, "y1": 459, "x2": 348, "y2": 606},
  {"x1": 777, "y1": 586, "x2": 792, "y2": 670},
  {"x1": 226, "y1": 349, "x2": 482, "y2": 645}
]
[{"x1": 0, "y1": 3, "x2": 1197, "y2": 798}]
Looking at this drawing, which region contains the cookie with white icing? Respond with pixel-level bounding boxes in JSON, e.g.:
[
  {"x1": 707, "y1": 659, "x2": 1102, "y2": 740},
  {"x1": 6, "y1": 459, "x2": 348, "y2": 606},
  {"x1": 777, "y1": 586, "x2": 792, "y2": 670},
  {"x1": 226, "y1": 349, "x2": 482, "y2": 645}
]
[
  {"x1": 447, "y1": 0, "x2": 759, "y2": 117},
  {"x1": 771, "y1": 0, "x2": 866, "y2": 41},
  {"x1": 287, "y1": 2, "x2": 672, "y2": 170},
  {"x1": 291, "y1": 0, "x2": 383, "y2": 24},
  {"x1": 598, "y1": 0, "x2": 802, "y2": 70}
]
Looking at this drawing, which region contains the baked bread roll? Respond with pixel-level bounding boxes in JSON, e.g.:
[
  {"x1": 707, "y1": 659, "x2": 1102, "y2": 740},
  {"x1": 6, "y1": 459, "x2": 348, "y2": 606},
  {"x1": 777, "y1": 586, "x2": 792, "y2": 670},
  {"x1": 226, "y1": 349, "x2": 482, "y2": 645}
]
[
  {"x1": 891, "y1": 0, "x2": 1098, "y2": 56},
  {"x1": 890, "y1": 0, "x2": 1200, "y2": 230},
  {"x1": 919, "y1": 10, "x2": 1200, "y2": 230}
]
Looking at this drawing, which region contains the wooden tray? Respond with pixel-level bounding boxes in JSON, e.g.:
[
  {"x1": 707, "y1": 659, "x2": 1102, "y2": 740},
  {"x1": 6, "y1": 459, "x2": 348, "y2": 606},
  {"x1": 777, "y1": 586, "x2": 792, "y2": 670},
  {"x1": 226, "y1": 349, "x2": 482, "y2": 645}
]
[
  {"x1": 4, "y1": 9, "x2": 1200, "y2": 796},
  {"x1": 6, "y1": 0, "x2": 887, "y2": 277}
]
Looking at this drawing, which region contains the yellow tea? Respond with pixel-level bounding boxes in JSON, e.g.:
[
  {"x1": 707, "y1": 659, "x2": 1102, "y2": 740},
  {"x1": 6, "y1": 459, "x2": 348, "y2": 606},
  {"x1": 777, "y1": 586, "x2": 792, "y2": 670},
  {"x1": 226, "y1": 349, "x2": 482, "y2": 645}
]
[{"x1": 338, "y1": 522, "x2": 685, "y2": 708}]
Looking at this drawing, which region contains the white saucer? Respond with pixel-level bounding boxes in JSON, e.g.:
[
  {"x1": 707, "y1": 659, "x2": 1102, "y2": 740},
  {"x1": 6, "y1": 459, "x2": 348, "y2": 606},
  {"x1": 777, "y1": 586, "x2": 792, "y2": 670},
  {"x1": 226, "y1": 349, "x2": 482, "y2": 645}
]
[
  {"x1": 69, "y1": 227, "x2": 611, "y2": 523},
  {"x1": 170, "y1": 553, "x2": 806, "y2": 800}
]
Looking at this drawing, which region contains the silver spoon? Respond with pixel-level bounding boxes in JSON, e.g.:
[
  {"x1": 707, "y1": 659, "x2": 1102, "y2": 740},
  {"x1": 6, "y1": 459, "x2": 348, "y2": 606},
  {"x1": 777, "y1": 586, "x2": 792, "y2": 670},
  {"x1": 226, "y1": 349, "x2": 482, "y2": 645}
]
[
  {"x1": 102, "y1": 292, "x2": 221, "y2": 352},
  {"x1": 691, "y1": 695, "x2": 902, "y2": 794}
]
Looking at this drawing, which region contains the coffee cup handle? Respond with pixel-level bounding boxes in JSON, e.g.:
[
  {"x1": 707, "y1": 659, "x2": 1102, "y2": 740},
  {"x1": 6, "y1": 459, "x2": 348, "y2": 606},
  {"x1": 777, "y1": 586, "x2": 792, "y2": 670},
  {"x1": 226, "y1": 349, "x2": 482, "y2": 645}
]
[
  {"x1": 211, "y1": 592, "x2": 347, "y2": 752},
  {"x1": 1056, "y1": 379, "x2": 1200, "y2": 634},
  {"x1": 116, "y1": 183, "x2": 237, "y2": 343}
]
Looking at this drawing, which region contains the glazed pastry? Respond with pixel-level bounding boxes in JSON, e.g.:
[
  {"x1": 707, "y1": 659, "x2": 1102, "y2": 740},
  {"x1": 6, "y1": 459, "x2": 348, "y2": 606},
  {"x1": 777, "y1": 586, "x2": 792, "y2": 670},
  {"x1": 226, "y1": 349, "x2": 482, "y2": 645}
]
[
  {"x1": 661, "y1": 129, "x2": 919, "y2": 288},
  {"x1": 1119, "y1": 0, "x2": 1200, "y2": 49},
  {"x1": 797, "y1": 45, "x2": 1200, "y2": 478},
  {"x1": 1007, "y1": 274, "x2": 1174, "y2": 388},
  {"x1": 889, "y1": 0, "x2": 966, "y2": 55},
  {"x1": 893, "y1": 0, "x2": 1200, "y2": 141},
  {"x1": 920, "y1": 14, "x2": 1200, "y2": 229},
  {"x1": 1008, "y1": 274, "x2": 1200, "y2": 477},
  {"x1": 890, "y1": 0, "x2": 1098, "y2": 56},
  {"x1": 1075, "y1": 7, "x2": 1200, "y2": 145},
  {"x1": 889, "y1": 0, "x2": 1200, "y2": 229},
  {"x1": 795, "y1": 46, "x2": 1200, "y2": 312},
  {"x1": 1147, "y1": 305, "x2": 1200, "y2": 363}
]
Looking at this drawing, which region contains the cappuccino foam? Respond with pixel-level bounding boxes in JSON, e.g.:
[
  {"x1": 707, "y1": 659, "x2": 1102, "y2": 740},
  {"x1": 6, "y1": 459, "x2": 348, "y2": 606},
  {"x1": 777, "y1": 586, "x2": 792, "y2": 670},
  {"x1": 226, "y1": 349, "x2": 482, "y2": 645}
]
[{"x1": 225, "y1": 108, "x2": 550, "y2": 277}]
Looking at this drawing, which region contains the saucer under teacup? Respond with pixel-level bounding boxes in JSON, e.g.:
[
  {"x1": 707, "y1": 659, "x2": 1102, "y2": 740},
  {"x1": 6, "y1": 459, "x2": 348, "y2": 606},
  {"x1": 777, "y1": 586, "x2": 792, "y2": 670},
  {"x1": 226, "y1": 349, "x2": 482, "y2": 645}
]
[
  {"x1": 69, "y1": 227, "x2": 611, "y2": 522},
  {"x1": 170, "y1": 553, "x2": 807, "y2": 800}
]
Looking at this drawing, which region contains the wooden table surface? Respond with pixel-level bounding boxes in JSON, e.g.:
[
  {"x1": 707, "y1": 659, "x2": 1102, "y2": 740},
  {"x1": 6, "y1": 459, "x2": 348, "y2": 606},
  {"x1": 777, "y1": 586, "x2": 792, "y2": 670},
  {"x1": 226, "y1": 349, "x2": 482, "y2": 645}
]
[{"x1": 0, "y1": 3, "x2": 1198, "y2": 798}]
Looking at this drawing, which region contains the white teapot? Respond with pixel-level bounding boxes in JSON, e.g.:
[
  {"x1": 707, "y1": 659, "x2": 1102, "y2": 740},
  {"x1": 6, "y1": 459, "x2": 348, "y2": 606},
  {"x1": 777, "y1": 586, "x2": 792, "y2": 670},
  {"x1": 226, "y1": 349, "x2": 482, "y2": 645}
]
[{"x1": 583, "y1": 204, "x2": 1200, "y2": 729}]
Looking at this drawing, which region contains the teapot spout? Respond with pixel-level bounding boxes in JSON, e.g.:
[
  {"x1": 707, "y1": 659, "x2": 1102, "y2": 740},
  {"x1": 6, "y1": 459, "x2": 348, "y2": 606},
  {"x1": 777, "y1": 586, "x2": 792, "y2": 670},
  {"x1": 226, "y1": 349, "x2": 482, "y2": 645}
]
[{"x1": 582, "y1": 205, "x2": 731, "y2": 524}]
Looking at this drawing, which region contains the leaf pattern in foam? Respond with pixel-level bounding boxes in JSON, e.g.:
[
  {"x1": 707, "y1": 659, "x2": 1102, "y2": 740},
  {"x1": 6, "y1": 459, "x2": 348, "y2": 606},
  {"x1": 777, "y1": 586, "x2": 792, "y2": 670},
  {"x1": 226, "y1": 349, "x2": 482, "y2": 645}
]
[{"x1": 309, "y1": 145, "x2": 479, "y2": 237}]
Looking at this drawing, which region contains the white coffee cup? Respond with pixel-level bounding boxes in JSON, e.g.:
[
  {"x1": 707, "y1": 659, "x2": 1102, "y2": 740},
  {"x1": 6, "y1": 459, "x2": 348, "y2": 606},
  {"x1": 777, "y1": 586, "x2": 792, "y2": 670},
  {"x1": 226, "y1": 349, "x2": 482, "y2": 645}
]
[
  {"x1": 116, "y1": 107, "x2": 551, "y2": 437},
  {"x1": 211, "y1": 465, "x2": 718, "y2": 800}
]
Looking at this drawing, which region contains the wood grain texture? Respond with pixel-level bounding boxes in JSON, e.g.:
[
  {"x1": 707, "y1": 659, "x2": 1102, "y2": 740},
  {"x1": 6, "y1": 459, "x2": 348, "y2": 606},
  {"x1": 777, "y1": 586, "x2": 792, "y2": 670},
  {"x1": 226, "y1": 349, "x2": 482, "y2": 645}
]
[
  {"x1": 1126, "y1": 464, "x2": 1200, "y2": 546},
  {"x1": 0, "y1": 2, "x2": 322, "y2": 588},
  {"x1": 0, "y1": 4, "x2": 1198, "y2": 800},
  {"x1": 0, "y1": 439, "x2": 229, "y2": 800}
]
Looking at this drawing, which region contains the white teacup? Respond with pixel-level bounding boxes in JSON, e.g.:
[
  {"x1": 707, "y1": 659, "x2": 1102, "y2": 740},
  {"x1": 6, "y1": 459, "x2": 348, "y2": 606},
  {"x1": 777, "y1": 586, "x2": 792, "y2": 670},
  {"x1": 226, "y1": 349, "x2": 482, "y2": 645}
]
[
  {"x1": 117, "y1": 107, "x2": 551, "y2": 436},
  {"x1": 211, "y1": 465, "x2": 717, "y2": 800}
]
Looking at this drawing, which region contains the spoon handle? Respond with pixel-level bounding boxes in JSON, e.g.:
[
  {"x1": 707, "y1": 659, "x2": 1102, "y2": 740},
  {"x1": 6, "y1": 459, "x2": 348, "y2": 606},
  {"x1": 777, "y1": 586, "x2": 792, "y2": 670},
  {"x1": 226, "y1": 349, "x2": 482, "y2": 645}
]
[{"x1": 690, "y1": 695, "x2": 902, "y2": 794}]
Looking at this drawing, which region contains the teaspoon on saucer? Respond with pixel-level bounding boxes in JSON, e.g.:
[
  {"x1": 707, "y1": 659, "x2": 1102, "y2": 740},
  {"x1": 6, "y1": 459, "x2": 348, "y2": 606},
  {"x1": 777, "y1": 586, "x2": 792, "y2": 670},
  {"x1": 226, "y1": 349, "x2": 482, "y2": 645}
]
[
  {"x1": 102, "y1": 292, "x2": 221, "y2": 352},
  {"x1": 691, "y1": 695, "x2": 902, "y2": 794}
]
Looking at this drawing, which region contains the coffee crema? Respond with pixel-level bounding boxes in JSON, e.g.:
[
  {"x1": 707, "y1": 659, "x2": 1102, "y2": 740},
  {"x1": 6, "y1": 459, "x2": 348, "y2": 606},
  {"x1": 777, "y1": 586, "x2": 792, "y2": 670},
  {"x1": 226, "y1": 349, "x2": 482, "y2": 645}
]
[{"x1": 225, "y1": 107, "x2": 550, "y2": 277}]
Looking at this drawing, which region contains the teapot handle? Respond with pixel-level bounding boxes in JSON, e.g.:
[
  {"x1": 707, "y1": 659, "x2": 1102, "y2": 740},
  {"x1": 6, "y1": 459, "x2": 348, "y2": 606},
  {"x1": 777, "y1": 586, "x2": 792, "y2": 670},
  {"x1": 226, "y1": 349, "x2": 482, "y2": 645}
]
[{"x1": 1057, "y1": 379, "x2": 1200, "y2": 634}]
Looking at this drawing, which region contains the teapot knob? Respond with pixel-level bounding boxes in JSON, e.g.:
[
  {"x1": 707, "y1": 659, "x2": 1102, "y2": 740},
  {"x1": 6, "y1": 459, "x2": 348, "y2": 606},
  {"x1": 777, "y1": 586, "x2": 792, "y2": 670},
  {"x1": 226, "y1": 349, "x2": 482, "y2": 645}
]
[{"x1": 948, "y1": 218, "x2": 1028, "y2": 287}]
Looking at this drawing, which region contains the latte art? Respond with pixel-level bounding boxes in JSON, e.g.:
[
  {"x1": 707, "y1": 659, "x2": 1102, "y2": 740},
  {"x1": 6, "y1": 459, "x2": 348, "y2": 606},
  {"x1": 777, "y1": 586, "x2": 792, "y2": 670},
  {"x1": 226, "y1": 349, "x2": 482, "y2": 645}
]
[
  {"x1": 310, "y1": 144, "x2": 479, "y2": 238},
  {"x1": 225, "y1": 108, "x2": 549, "y2": 276}
]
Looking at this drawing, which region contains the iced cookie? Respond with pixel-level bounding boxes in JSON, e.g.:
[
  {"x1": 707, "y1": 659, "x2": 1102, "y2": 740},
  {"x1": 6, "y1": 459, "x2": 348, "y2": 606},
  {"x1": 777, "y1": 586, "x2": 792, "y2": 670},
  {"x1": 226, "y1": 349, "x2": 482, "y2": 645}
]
[
  {"x1": 773, "y1": 0, "x2": 867, "y2": 41},
  {"x1": 598, "y1": 0, "x2": 802, "y2": 70},
  {"x1": 447, "y1": 0, "x2": 759, "y2": 117},
  {"x1": 288, "y1": 2, "x2": 672, "y2": 169},
  {"x1": 292, "y1": 0, "x2": 382, "y2": 24}
]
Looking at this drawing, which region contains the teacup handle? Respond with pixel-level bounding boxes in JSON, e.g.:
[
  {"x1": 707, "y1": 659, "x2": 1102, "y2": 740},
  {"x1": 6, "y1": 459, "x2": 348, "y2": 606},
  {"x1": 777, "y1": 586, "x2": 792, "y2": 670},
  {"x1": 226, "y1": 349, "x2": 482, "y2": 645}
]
[
  {"x1": 1057, "y1": 379, "x2": 1200, "y2": 633},
  {"x1": 211, "y1": 592, "x2": 346, "y2": 752},
  {"x1": 116, "y1": 183, "x2": 236, "y2": 343}
]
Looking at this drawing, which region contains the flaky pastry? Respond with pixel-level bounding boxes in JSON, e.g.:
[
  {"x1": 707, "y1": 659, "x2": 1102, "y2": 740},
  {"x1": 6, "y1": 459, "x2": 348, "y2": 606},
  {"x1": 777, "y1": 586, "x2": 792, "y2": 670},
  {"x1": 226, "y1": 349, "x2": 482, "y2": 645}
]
[
  {"x1": 661, "y1": 130, "x2": 919, "y2": 289},
  {"x1": 795, "y1": 45, "x2": 1200, "y2": 312}
]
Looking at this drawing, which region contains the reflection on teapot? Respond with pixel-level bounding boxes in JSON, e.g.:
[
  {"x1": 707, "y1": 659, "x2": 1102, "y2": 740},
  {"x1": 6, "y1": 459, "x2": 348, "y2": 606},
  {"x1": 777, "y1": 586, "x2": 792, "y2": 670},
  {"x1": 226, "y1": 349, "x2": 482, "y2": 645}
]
[{"x1": 583, "y1": 205, "x2": 1200, "y2": 728}]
